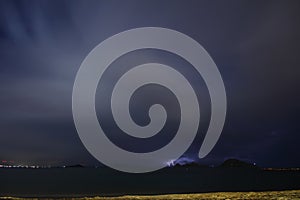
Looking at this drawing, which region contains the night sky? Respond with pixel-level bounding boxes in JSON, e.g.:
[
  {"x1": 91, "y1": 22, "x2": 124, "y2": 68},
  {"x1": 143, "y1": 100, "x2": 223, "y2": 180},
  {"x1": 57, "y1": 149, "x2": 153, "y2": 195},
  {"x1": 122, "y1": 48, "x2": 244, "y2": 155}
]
[{"x1": 0, "y1": 0, "x2": 299, "y2": 168}]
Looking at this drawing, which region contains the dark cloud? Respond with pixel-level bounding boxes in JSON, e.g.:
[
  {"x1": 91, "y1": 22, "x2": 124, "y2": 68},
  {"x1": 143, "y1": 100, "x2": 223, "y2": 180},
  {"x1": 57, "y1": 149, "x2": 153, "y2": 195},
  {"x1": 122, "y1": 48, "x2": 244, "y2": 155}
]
[{"x1": 0, "y1": 0, "x2": 299, "y2": 167}]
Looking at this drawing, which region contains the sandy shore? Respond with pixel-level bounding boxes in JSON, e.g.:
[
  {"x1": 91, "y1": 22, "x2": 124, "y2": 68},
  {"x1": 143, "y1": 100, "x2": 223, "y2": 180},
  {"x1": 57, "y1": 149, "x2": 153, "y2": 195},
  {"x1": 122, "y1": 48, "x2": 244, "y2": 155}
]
[{"x1": 2, "y1": 190, "x2": 300, "y2": 200}]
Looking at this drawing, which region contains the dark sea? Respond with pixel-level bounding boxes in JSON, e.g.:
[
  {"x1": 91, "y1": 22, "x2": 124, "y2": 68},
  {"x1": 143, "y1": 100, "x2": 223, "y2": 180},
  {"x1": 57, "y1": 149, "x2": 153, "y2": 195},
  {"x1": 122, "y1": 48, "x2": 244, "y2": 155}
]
[{"x1": 1, "y1": 165, "x2": 300, "y2": 198}]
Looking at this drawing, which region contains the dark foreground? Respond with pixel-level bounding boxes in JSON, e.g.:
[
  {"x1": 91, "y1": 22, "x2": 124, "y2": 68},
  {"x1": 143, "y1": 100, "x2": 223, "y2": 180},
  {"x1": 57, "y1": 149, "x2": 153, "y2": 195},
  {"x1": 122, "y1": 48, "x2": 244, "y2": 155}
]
[{"x1": 0, "y1": 163, "x2": 300, "y2": 198}]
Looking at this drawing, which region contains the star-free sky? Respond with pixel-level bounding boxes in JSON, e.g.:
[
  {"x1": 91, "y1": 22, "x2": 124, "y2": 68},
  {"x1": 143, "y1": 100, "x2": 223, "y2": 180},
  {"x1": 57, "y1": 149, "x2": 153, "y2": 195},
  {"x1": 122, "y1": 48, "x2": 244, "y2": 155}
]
[{"x1": 0, "y1": 0, "x2": 299, "y2": 167}]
